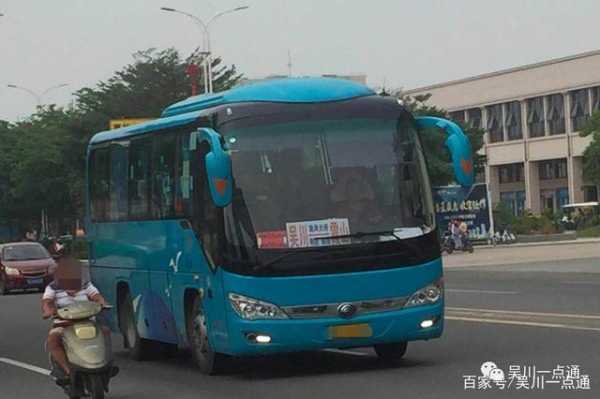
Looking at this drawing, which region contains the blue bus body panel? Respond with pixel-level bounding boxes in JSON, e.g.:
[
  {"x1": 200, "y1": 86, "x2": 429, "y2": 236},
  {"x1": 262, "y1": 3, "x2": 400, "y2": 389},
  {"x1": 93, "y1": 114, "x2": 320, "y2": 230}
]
[
  {"x1": 214, "y1": 259, "x2": 443, "y2": 355},
  {"x1": 88, "y1": 220, "x2": 214, "y2": 345}
]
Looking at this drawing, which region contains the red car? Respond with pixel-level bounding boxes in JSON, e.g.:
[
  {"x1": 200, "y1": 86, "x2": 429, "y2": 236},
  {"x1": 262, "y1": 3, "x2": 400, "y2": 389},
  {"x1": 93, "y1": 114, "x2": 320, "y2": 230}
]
[{"x1": 0, "y1": 242, "x2": 57, "y2": 295}]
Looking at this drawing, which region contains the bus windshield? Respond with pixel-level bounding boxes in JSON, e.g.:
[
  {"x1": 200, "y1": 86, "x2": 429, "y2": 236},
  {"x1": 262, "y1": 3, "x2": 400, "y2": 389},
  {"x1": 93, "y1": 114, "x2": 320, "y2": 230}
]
[{"x1": 221, "y1": 110, "x2": 435, "y2": 261}]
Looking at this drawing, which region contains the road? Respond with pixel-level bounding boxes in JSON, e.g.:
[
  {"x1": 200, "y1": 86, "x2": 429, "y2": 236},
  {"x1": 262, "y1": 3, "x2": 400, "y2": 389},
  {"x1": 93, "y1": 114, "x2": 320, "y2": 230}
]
[{"x1": 1, "y1": 243, "x2": 598, "y2": 398}]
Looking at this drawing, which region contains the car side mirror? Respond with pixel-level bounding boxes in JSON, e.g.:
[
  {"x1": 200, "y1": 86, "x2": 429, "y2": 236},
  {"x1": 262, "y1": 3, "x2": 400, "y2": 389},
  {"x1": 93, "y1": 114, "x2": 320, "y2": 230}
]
[
  {"x1": 415, "y1": 116, "x2": 474, "y2": 187},
  {"x1": 196, "y1": 128, "x2": 233, "y2": 207}
]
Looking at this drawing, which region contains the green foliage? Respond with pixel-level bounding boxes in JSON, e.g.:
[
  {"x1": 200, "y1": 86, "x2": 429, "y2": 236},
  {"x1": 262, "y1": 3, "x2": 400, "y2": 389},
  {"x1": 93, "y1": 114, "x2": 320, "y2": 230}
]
[
  {"x1": 511, "y1": 211, "x2": 558, "y2": 235},
  {"x1": 0, "y1": 48, "x2": 242, "y2": 236},
  {"x1": 577, "y1": 225, "x2": 600, "y2": 238},
  {"x1": 397, "y1": 93, "x2": 486, "y2": 186},
  {"x1": 493, "y1": 202, "x2": 514, "y2": 228},
  {"x1": 580, "y1": 110, "x2": 600, "y2": 186}
]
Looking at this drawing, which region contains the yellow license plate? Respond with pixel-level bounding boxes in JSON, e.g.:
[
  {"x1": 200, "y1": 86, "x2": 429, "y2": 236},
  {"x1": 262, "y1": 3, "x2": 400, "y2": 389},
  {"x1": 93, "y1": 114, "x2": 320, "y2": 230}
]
[{"x1": 329, "y1": 323, "x2": 373, "y2": 339}]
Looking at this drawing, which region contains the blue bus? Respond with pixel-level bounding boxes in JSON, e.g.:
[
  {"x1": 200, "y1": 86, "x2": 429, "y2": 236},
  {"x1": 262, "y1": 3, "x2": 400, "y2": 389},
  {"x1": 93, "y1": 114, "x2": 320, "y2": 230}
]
[{"x1": 86, "y1": 78, "x2": 473, "y2": 374}]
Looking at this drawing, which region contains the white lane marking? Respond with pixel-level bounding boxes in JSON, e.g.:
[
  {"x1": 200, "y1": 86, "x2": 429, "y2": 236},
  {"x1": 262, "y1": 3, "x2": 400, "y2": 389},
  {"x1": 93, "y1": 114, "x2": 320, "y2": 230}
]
[
  {"x1": 447, "y1": 307, "x2": 600, "y2": 320},
  {"x1": 563, "y1": 281, "x2": 600, "y2": 286},
  {"x1": 445, "y1": 316, "x2": 600, "y2": 333},
  {"x1": 446, "y1": 289, "x2": 518, "y2": 295},
  {"x1": 323, "y1": 349, "x2": 371, "y2": 357},
  {"x1": 0, "y1": 357, "x2": 51, "y2": 376}
]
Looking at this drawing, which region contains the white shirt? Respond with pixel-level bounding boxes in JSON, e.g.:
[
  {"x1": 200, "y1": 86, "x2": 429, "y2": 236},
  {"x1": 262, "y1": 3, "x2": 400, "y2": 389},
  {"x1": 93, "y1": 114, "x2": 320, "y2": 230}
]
[{"x1": 43, "y1": 282, "x2": 100, "y2": 309}]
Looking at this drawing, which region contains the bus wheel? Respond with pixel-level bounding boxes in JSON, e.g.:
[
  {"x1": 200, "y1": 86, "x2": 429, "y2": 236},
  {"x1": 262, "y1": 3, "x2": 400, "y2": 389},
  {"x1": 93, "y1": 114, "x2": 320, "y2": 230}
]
[
  {"x1": 119, "y1": 290, "x2": 151, "y2": 360},
  {"x1": 187, "y1": 296, "x2": 226, "y2": 375},
  {"x1": 374, "y1": 341, "x2": 408, "y2": 364}
]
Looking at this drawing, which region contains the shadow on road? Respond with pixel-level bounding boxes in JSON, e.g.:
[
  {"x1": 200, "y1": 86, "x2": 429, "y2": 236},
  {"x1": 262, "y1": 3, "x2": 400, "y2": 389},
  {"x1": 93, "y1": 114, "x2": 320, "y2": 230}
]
[{"x1": 112, "y1": 347, "x2": 436, "y2": 381}]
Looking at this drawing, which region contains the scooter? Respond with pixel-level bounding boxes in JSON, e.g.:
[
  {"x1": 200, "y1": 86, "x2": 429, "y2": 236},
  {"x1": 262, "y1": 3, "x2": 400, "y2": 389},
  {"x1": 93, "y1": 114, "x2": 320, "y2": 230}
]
[
  {"x1": 441, "y1": 231, "x2": 474, "y2": 254},
  {"x1": 50, "y1": 301, "x2": 117, "y2": 399}
]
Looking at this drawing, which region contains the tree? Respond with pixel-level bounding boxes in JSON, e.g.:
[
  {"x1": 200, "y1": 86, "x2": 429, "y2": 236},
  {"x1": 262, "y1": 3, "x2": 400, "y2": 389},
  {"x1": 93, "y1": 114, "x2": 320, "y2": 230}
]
[
  {"x1": 580, "y1": 110, "x2": 600, "y2": 186},
  {"x1": 76, "y1": 48, "x2": 242, "y2": 123},
  {"x1": 397, "y1": 93, "x2": 486, "y2": 187},
  {"x1": 0, "y1": 47, "x2": 243, "y2": 237}
]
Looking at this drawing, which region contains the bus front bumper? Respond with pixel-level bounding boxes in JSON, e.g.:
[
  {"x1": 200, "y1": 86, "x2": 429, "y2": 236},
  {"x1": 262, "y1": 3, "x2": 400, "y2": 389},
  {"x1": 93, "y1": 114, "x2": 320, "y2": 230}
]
[{"x1": 221, "y1": 302, "x2": 443, "y2": 356}]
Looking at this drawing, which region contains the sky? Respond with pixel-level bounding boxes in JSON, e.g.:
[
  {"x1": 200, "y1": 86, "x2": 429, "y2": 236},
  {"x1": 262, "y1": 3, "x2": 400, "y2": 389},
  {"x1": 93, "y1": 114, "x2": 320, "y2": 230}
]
[{"x1": 1, "y1": 0, "x2": 600, "y2": 121}]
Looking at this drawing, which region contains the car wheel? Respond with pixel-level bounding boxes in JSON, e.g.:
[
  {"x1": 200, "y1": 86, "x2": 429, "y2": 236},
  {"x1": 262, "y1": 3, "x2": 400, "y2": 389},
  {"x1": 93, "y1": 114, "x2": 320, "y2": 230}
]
[
  {"x1": 187, "y1": 295, "x2": 226, "y2": 375},
  {"x1": 374, "y1": 341, "x2": 408, "y2": 364},
  {"x1": 0, "y1": 276, "x2": 8, "y2": 296}
]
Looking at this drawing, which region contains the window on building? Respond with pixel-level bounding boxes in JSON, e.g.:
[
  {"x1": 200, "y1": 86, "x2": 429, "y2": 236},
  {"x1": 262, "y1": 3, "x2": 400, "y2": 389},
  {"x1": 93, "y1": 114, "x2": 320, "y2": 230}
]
[
  {"x1": 505, "y1": 101, "x2": 522, "y2": 140},
  {"x1": 498, "y1": 163, "x2": 524, "y2": 184},
  {"x1": 584, "y1": 185, "x2": 599, "y2": 202},
  {"x1": 546, "y1": 94, "x2": 565, "y2": 135},
  {"x1": 527, "y1": 97, "x2": 545, "y2": 138},
  {"x1": 467, "y1": 108, "x2": 482, "y2": 129},
  {"x1": 500, "y1": 191, "x2": 525, "y2": 217},
  {"x1": 570, "y1": 89, "x2": 590, "y2": 132},
  {"x1": 591, "y1": 86, "x2": 600, "y2": 113},
  {"x1": 128, "y1": 138, "x2": 152, "y2": 219},
  {"x1": 449, "y1": 110, "x2": 465, "y2": 124},
  {"x1": 486, "y1": 104, "x2": 504, "y2": 143},
  {"x1": 538, "y1": 159, "x2": 567, "y2": 180},
  {"x1": 89, "y1": 148, "x2": 110, "y2": 222}
]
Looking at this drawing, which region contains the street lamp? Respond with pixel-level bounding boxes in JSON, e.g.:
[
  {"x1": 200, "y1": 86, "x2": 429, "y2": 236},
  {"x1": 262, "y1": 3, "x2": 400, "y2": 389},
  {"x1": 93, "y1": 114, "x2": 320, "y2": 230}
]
[
  {"x1": 160, "y1": 5, "x2": 249, "y2": 94},
  {"x1": 6, "y1": 83, "x2": 69, "y2": 108}
]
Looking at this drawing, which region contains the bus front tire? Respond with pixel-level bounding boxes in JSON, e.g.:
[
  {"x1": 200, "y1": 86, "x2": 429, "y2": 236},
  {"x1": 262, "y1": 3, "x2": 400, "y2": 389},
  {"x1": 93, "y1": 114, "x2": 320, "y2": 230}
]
[
  {"x1": 374, "y1": 341, "x2": 408, "y2": 364},
  {"x1": 118, "y1": 291, "x2": 152, "y2": 360},
  {"x1": 187, "y1": 296, "x2": 226, "y2": 375}
]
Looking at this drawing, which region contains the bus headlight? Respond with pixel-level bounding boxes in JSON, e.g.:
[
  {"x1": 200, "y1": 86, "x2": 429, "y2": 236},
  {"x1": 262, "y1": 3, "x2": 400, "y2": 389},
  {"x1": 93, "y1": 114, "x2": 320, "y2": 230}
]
[
  {"x1": 405, "y1": 278, "x2": 444, "y2": 308},
  {"x1": 228, "y1": 293, "x2": 288, "y2": 320},
  {"x1": 4, "y1": 266, "x2": 20, "y2": 276}
]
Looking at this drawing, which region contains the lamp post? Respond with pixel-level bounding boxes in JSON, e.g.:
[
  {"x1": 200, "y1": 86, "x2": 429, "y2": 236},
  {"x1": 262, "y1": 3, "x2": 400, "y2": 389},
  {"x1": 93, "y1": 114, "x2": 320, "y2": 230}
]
[
  {"x1": 6, "y1": 83, "x2": 69, "y2": 108},
  {"x1": 160, "y1": 5, "x2": 249, "y2": 94}
]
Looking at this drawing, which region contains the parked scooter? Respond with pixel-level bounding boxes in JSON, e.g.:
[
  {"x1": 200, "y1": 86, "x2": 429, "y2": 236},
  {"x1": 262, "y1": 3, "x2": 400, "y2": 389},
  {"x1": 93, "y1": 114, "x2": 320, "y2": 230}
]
[
  {"x1": 441, "y1": 231, "x2": 474, "y2": 254},
  {"x1": 50, "y1": 301, "x2": 118, "y2": 399}
]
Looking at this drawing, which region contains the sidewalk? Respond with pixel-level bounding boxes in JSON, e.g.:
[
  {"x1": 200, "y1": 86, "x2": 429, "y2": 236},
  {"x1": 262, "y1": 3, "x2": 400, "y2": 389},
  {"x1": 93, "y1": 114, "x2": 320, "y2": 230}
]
[
  {"x1": 476, "y1": 237, "x2": 600, "y2": 249},
  {"x1": 444, "y1": 238, "x2": 600, "y2": 268}
]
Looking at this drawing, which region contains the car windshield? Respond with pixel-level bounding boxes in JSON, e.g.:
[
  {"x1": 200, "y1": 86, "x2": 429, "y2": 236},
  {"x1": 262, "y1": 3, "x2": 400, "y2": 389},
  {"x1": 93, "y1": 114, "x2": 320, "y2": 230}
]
[
  {"x1": 2, "y1": 244, "x2": 50, "y2": 261},
  {"x1": 222, "y1": 113, "x2": 434, "y2": 256}
]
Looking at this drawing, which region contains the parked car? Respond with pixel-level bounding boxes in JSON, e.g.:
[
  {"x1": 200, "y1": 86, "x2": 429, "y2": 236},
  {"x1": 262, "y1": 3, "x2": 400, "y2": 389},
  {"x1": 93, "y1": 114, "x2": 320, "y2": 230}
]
[{"x1": 0, "y1": 242, "x2": 57, "y2": 295}]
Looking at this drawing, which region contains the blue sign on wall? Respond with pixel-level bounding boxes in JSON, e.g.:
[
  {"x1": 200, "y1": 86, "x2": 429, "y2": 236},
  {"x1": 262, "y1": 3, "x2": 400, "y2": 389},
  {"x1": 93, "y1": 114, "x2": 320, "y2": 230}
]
[{"x1": 433, "y1": 183, "x2": 491, "y2": 240}]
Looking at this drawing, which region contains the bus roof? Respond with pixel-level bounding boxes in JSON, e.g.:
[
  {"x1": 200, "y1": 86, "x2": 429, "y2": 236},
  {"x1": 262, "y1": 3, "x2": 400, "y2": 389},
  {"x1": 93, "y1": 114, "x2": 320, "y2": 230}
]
[{"x1": 89, "y1": 77, "x2": 374, "y2": 145}]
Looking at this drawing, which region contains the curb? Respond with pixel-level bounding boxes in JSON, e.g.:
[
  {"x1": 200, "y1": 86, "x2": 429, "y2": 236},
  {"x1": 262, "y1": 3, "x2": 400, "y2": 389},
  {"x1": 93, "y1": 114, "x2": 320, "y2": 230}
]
[{"x1": 474, "y1": 237, "x2": 600, "y2": 250}]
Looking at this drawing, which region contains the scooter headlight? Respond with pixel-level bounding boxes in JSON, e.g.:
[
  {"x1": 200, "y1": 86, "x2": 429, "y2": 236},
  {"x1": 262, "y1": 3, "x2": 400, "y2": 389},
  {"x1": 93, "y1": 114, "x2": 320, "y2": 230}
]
[{"x1": 405, "y1": 278, "x2": 444, "y2": 308}]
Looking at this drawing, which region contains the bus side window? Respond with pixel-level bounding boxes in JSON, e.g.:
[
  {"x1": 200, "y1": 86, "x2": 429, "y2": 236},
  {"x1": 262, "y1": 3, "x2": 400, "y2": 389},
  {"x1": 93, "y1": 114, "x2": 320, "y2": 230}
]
[
  {"x1": 129, "y1": 139, "x2": 152, "y2": 219},
  {"x1": 151, "y1": 133, "x2": 176, "y2": 219},
  {"x1": 109, "y1": 142, "x2": 129, "y2": 221},
  {"x1": 90, "y1": 147, "x2": 110, "y2": 222},
  {"x1": 175, "y1": 132, "x2": 194, "y2": 217}
]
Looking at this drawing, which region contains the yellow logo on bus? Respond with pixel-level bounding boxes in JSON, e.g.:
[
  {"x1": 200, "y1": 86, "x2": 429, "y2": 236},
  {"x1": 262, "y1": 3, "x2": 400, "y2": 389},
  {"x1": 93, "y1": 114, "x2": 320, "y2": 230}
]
[{"x1": 109, "y1": 118, "x2": 153, "y2": 130}]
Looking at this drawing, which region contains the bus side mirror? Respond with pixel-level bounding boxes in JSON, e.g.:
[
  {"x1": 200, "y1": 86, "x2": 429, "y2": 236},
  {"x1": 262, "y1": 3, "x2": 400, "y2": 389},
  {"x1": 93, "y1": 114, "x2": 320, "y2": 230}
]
[
  {"x1": 415, "y1": 116, "x2": 474, "y2": 187},
  {"x1": 197, "y1": 128, "x2": 233, "y2": 207}
]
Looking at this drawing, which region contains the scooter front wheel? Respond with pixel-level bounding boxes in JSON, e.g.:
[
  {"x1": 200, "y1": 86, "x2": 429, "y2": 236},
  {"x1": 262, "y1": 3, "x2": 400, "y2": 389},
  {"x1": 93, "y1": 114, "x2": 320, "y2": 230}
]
[{"x1": 85, "y1": 374, "x2": 105, "y2": 399}]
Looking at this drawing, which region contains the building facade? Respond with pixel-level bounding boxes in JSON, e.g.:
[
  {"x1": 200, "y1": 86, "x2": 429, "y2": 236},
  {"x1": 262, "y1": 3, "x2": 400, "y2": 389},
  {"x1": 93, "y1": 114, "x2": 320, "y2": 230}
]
[{"x1": 405, "y1": 50, "x2": 600, "y2": 216}]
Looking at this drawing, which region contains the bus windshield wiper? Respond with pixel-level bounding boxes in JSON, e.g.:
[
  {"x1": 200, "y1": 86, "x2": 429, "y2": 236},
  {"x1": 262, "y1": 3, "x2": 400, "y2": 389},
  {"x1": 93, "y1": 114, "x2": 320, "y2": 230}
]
[
  {"x1": 313, "y1": 230, "x2": 401, "y2": 242},
  {"x1": 254, "y1": 248, "x2": 327, "y2": 271}
]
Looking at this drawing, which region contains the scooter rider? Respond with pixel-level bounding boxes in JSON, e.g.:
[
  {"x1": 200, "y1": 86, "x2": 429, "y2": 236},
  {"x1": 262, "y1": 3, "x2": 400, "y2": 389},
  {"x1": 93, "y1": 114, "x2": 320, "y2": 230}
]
[{"x1": 41, "y1": 256, "x2": 112, "y2": 383}]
